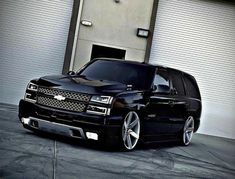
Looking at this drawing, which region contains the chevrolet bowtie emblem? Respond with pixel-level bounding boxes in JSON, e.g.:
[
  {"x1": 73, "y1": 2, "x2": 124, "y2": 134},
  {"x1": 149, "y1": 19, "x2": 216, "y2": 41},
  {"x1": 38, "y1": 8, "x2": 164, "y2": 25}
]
[{"x1": 54, "y1": 95, "x2": 66, "y2": 101}]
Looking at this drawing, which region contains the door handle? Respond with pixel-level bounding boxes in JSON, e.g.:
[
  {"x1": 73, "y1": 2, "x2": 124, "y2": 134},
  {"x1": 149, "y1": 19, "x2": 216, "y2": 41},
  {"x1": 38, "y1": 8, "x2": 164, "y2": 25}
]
[
  {"x1": 168, "y1": 101, "x2": 175, "y2": 107},
  {"x1": 174, "y1": 101, "x2": 186, "y2": 105},
  {"x1": 171, "y1": 88, "x2": 178, "y2": 95}
]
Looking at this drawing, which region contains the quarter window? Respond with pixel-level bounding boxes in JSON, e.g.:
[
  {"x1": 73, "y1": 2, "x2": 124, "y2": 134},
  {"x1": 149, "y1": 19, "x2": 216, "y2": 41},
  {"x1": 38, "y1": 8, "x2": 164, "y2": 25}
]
[
  {"x1": 183, "y1": 74, "x2": 200, "y2": 99},
  {"x1": 154, "y1": 69, "x2": 170, "y2": 87},
  {"x1": 170, "y1": 70, "x2": 185, "y2": 96}
]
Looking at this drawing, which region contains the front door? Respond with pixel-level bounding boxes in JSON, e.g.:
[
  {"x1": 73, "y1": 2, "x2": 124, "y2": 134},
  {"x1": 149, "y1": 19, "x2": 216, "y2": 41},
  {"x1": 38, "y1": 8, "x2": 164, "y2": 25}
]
[{"x1": 142, "y1": 68, "x2": 174, "y2": 141}]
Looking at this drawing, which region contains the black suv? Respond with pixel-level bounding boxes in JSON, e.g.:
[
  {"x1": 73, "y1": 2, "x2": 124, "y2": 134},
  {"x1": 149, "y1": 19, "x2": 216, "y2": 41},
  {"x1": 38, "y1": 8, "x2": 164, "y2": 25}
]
[{"x1": 19, "y1": 58, "x2": 201, "y2": 150}]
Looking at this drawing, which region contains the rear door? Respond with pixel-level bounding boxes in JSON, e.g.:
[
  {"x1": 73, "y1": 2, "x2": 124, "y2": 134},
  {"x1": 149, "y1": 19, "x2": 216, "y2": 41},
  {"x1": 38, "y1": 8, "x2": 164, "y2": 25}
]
[{"x1": 168, "y1": 69, "x2": 188, "y2": 133}]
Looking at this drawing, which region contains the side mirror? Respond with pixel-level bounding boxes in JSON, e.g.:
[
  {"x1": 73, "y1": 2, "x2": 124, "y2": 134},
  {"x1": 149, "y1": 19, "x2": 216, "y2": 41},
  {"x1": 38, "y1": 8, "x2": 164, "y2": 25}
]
[
  {"x1": 67, "y1": 71, "x2": 75, "y2": 75},
  {"x1": 155, "y1": 84, "x2": 170, "y2": 94}
]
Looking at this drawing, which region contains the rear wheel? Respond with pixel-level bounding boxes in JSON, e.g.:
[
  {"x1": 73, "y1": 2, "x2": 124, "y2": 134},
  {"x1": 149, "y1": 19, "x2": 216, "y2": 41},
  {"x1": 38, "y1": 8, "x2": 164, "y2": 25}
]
[
  {"x1": 121, "y1": 111, "x2": 140, "y2": 151},
  {"x1": 181, "y1": 116, "x2": 194, "y2": 146}
]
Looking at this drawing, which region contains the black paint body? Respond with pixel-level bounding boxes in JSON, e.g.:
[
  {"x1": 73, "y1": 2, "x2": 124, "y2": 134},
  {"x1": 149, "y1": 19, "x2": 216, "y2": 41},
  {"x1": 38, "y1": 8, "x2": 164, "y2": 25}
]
[{"x1": 19, "y1": 59, "x2": 201, "y2": 145}]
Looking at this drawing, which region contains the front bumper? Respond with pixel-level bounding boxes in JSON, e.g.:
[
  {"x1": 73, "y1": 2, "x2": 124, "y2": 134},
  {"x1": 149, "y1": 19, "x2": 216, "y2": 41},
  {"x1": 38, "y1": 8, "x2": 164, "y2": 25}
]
[
  {"x1": 22, "y1": 116, "x2": 87, "y2": 139},
  {"x1": 19, "y1": 100, "x2": 123, "y2": 142}
]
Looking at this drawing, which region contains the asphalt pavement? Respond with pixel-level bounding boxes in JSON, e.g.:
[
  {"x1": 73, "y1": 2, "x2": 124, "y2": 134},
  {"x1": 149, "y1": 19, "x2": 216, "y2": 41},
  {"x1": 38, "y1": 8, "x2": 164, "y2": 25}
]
[{"x1": 0, "y1": 103, "x2": 235, "y2": 179}]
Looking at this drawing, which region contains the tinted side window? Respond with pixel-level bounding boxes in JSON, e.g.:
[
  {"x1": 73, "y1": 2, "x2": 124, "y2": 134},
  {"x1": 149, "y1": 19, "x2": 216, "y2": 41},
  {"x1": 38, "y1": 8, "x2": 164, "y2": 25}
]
[
  {"x1": 154, "y1": 68, "x2": 170, "y2": 87},
  {"x1": 170, "y1": 70, "x2": 185, "y2": 96},
  {"x1": 183, "y1": 74, "x2": 200, "y2": 99}
]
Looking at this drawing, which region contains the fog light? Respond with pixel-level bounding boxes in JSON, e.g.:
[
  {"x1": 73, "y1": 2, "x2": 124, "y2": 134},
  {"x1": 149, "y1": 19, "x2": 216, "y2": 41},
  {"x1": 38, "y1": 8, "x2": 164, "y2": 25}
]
[
  {"x1": 86, "y1": 132, "x2": 98, "y2": 140},
  {"x1": 22, "y1": 117, "x2": 30, "y2": 125}
]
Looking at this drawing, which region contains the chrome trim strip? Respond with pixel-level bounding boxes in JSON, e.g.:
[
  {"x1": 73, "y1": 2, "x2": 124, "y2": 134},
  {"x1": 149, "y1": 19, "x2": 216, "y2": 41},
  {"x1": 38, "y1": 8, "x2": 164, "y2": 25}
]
[
  {"x1": 106, "y1": 108, "x2": 111, "y2": 115},
  {"x1": 108, "y1": 97, "x2": 113, "y2": 104}
]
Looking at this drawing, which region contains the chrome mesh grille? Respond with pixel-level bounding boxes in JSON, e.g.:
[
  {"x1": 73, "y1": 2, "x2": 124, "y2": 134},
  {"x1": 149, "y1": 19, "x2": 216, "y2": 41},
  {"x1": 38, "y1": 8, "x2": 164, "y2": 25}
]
[
  {"x1": 38, "y1": 87, "x2": 90, "y2": 102},
  {"x1": 36, "y1": 86, "x2": 90, "y2": 112},
  {"x1": 37, "y1": 96, "x2": 86, "y2": 112}
]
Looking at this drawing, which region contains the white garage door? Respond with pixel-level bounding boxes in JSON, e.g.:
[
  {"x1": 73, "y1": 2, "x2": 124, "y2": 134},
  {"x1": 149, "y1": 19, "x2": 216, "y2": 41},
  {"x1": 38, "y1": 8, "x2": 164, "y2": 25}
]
[
  {"x1": 150, "y1": 0, "x2": 235, "y2": 139},
  {"x1": 0, "y1": 0, "x2": 73, "y2": 104}
]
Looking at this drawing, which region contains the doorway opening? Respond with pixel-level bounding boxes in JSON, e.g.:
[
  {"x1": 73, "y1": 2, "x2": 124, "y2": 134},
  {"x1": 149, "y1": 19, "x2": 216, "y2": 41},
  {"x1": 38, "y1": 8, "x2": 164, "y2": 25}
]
[{"x1": 90, "y1": 45, "x2": 126, "y2": 60}]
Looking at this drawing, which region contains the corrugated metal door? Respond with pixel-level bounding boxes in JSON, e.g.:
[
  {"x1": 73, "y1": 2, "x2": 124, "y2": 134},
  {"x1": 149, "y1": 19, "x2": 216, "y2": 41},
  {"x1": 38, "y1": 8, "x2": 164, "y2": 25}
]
[
  {"x1": 150, "y1": 0, "x2": 235, "y2": 139},
  {"x1": 0, "y1": 0, "x2": 73, "y2": 104}
]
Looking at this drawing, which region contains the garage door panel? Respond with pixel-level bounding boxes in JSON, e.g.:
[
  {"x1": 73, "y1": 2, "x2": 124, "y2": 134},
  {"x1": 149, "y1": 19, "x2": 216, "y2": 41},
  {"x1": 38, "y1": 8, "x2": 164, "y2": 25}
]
[
  {"x1": 0, "y1": 0, "x2": 73, "y2": 104},
  {"x1": 150, "y1": 0, "x2": 235, "y2": 139}
]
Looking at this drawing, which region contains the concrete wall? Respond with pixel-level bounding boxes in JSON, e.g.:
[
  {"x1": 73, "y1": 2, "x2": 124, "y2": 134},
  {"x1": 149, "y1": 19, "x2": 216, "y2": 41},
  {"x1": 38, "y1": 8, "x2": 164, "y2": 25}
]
[{"x1": 73, "y1": 0, "x2": 154, "y2": 70}]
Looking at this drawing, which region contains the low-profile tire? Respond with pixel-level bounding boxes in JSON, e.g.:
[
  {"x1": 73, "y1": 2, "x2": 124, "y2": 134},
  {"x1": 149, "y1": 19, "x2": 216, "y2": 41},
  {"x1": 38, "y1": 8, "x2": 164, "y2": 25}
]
[
  {"x1": 181, "y1": 116, "x2": 194, "y2": 146},
  {"x1": 121, "y1": 111, "x2": 140, "y2": 151}
]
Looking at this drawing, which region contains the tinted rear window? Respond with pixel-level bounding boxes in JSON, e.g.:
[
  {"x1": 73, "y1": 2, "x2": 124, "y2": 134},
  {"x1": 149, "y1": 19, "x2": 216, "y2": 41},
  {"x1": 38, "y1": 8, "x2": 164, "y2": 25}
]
[
  {"x1": 170, "y1": 70, "x2": 185, "y2": 96},
  {"x1": 183, "y1": 74, "x2": 200, "y2": 99}
]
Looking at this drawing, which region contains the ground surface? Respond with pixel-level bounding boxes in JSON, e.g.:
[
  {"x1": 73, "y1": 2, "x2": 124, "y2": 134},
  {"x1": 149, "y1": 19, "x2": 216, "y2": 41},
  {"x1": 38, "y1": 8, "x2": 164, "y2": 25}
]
[{"x1": 0, "y1": 103, "x2": 235, "y2": 179}]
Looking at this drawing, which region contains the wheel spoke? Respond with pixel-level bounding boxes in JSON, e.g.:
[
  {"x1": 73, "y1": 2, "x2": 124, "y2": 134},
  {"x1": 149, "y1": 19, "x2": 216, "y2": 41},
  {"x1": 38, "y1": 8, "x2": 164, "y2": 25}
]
[
  {"x1": 187, "y1": 117, "x2": 193, "y2": 126},
  {"x1": 127, "y1": 135, "x2": 132, "y2": 149},
  {"x1": 186, "y1": 132, "x2": 190, "y2": 142},
  {"x1": 186, "y1": 127, "x2": 194, "y2": 132},
  {"x1": 129, "y1": 130, "x2": 139, "y2": 139},
  {"x1": 186, "y1": 121, "x2": 191, "y2": 128},
  {"x1": 129, "y1": 118, "x2": 139, "y2": 128},
  {"x1": 127, "y1": 113, "x2": 133, "y2": 126},
  {"x1": 184, "y1": 133, "x2": 188, "y2": 143},
  {"x1": 183, "y1": 116, "x2": 194, "y2": 145}
]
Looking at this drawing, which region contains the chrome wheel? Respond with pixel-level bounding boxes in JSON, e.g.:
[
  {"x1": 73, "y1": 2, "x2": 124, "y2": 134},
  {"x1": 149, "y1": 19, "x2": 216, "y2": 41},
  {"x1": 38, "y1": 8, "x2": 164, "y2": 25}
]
[
  {"x1": 122, "y1": 111, "x2": 140, "y2": 150},
  {"x1": 183, "y1": 116, "x2": 194, "y2": 146}
]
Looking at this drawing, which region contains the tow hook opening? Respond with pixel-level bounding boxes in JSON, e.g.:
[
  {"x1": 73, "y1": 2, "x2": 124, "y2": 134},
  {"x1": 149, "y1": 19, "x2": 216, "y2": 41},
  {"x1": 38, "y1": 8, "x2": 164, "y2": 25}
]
[
  {"x1": 30, "y1": 120, "x2": 39, "y2": 128},
  {"x1": 71, "y1": 129, "x2": 82, "y2": 138}
]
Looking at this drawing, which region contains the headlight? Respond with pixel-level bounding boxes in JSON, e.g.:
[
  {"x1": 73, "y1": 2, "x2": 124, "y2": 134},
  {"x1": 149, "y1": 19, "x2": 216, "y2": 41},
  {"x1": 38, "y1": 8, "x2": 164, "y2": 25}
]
[
  {"x1": 27, "y1": 82, "x2": 38, "y2": 91},
  {"x1": 90, "y1": 95, "x2": 113, "y2": 104},
  {"x1": 24, "y1": 82, "x2": 38, "y2": 103}
]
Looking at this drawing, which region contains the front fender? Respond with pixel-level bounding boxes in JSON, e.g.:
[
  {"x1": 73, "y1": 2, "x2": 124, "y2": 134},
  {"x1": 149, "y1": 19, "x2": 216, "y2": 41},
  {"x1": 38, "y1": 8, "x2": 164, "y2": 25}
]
[{"x1": 109, "y1": 91, "x2": 146, "y2": 122}]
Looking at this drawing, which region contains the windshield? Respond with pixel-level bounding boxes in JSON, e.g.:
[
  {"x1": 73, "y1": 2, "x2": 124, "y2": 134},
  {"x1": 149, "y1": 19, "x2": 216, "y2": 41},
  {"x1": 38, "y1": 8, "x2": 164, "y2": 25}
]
[{"x1": 79, "y1": 60, "x2": 155, "y2": 90}]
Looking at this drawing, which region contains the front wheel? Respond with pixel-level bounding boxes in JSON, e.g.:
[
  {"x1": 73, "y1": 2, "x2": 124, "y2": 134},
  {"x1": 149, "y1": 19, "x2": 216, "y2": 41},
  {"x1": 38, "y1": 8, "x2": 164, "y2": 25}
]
[
  {"x1": 181, "y1": 116, "x2": 194, "y2": 146},
  {"x1": 121, "y1": 111, "x2": 140, "y2": 151}
]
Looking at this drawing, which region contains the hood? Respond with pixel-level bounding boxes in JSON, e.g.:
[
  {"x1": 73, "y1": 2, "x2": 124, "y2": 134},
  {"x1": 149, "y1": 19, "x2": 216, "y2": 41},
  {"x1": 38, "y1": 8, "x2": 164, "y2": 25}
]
[{"x1": 36, "y1": 75, "x2": 128, "y2": 95}]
